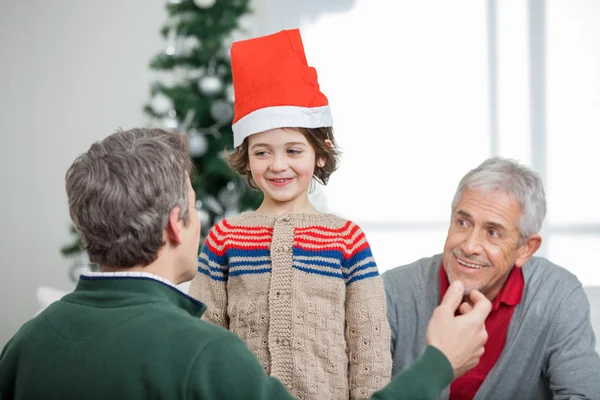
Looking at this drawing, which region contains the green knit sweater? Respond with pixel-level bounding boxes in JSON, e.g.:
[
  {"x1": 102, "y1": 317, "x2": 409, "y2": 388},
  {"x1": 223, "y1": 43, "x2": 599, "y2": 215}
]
[{"x1": 0, "y1": 275, "x2": 452, "y2": 399}]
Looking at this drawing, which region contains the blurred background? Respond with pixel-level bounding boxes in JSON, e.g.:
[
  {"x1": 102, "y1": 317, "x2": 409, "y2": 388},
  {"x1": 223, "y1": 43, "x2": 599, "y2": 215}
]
[{"x1": 1, "y1": 0, "x2": 599, "y2": 349}]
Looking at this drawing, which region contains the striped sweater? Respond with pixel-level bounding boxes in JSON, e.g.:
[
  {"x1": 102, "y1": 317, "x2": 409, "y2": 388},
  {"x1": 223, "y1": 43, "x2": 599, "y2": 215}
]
[{"x1": 188, "y1": 211, "x2": 392, "y2": 400}]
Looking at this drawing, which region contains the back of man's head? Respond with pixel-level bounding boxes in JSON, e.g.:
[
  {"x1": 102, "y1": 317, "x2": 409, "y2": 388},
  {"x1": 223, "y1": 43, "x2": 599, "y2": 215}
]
[{"x1": 65, "y1": 128, "x2": 194, "y2": 268}]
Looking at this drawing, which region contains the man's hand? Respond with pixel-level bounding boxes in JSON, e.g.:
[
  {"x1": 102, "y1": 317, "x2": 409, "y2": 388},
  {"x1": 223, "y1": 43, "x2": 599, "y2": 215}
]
[{"x1": 426, "y1": 280, "x2": 492, "y2": 378}]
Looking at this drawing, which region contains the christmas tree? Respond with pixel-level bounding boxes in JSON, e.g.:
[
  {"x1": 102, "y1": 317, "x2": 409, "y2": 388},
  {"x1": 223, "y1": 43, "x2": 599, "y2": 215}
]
[
  {"x1": 62, "y1": 0, "x2": 262, "y2": 267},
  {"x1": 144, "y1": 0, "x2": 263, "y2": 237}
]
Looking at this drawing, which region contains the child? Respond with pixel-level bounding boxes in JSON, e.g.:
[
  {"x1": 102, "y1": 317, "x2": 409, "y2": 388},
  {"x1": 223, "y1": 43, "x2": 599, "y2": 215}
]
[{"x1": 188, "y1": 29, "x2": 391, "y2": 400}]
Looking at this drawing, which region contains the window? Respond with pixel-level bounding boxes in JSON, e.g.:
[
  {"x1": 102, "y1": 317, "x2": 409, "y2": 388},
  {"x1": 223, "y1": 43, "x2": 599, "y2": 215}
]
[{"x1": 299, "y1": 0, "x2": 600, "y2": 281}]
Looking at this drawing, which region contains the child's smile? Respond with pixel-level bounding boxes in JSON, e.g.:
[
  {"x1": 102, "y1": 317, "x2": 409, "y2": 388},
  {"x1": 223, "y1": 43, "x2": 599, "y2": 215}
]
[{"x1": 268, "y1": 177, "x2": 295, "y2": 188}]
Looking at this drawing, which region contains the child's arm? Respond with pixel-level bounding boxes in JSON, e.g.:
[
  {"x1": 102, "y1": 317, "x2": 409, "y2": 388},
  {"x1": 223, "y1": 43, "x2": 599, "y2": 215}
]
[
  {"x1": 342, "y1": 223, "x2": 393, "y2": 399},
  {"x1": 188, "y1": 224, "x2": 229, "y2": 329}
]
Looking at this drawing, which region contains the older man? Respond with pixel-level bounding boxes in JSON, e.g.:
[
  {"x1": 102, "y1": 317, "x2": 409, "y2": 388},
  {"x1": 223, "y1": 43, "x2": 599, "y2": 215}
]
[
  {"x1": 383, "y1": 157, "x2": 600, "y2": 399},
  {"x1": 0, "y1": 128, "x2": 491, "y2": 400}
]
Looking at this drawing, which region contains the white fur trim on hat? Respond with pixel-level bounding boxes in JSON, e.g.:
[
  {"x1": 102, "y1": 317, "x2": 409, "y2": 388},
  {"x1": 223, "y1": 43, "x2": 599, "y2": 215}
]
[{"x1": 232, "y1": 105, "x2": 333, "y2": 148}]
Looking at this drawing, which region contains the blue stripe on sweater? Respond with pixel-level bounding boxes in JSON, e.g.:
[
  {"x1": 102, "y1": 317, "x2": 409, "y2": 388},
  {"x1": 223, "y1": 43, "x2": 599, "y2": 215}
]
[
  {"x1": 198, "y1": 254, "x2": 228, "y2": 274},
  {"x1": 344, "y1": 261, "x2": 378, "y2": 280},
  {"x1": 198, "y1": 245, "x2": 380, "y2": 282},
  {"x1": 229, "y1": 267, "x2": 272, "y2": 277},
  {"x1": 293, "y1": 257, "x2": 341, "y2": 269},
  {"x1": 293, "y1": 247, "x2": 344, "y2": 259},
  {"x1": 342, "y1": 246, "x2": 374, "y2": 265},
  {"x1": 346, "y1": 270, "x2": 379, "y2": 286},
  {"x1": 201, "y1": 248, "x2": 227, "y2": 268},
  {"x1": 294, "y1": 265, "x2": 344, "y2": 279},
  {"x1": 227, "y1": 248, "x2": 271, "y2": 258},
  {"x1": 230, "y1": 259, "x2": 271, "y2": 268},
  {"x1": 197, "y1": 265, "x2": 226, "y2": 281}
]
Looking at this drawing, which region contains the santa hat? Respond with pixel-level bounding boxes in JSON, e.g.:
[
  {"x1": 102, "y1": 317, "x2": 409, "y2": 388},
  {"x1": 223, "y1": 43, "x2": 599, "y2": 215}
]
[{"x1": 230, "y1": 29, "x2": 333, "y2": 148}]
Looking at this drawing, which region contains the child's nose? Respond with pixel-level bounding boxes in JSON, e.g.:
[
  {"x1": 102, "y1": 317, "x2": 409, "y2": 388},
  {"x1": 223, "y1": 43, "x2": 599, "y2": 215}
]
[{"x1": 269, "y1": 154, "x2": 288, "y2": 172}]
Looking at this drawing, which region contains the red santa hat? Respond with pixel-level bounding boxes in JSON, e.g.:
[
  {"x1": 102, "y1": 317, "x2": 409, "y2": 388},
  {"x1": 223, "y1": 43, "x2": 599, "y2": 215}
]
[{"x1": 230, "y1": 29, "x2": 333, "y2": 148}]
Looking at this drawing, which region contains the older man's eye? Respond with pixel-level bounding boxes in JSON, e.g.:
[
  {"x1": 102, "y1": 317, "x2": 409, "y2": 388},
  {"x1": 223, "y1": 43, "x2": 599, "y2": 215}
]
[{"x1": 488, "y1": 229, "x2": 500, "y2": 238}]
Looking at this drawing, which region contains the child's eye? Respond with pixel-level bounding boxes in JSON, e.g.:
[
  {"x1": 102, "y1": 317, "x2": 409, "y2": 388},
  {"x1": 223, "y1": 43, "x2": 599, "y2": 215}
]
[
  {"x1": 287, "y1": 149, "x2": 302, "y2": 155},
  {"x1": 254, "y1": 151, "x2": 269, "y2": 157}
]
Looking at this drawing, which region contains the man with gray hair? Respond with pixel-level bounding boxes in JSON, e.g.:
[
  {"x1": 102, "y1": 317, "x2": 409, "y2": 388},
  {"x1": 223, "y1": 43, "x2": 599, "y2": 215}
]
[
  {"x1": 383, "y1": 156, "x2": 600, "y2": 399},
  {"x1": 0, "y1": 127, "x2": 492, "y2": 399}
]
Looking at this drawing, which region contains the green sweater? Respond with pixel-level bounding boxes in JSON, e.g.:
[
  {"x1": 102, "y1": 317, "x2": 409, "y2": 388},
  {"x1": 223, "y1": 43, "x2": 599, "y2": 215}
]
[{"x1": 0, "y1": 276, "x2": 452, "y2": 399}]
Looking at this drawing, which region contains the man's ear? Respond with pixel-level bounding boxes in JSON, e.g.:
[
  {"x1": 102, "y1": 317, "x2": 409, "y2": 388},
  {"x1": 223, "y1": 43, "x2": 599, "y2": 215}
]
[
  {"x1": 166, "y1": 207, "x2": 183, "y2": 245},
  {"x1": 515, "y1": 234, "x2": 542, "y2": 268}
]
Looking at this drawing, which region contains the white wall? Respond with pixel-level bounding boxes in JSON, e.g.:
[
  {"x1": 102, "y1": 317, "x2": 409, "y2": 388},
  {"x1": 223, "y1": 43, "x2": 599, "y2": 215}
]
[{"x1": 0, "y1": 0, "x2": 168, "y2": 347}]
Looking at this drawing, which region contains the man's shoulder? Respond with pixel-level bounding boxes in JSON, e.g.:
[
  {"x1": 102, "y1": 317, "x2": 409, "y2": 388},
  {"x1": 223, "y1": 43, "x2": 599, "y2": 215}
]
[
  {"x1": 520, "y1": 257, "x2": 588, "y2": 316},
  {"x1": 382, "y1": 254, "x2": 442, "y2": 286},
  {"x1": 523, "y1": 256, "x2": 582, "y2": 291},
  {"x1": 1, "y1": 313, "x2": 45, "y2": 355},
  {"x1": 154, "y1": 308, "x2": 256, "y2": 373},
  {"x1": 143, "y1": 301, "x2": 238, "y2": 344}
]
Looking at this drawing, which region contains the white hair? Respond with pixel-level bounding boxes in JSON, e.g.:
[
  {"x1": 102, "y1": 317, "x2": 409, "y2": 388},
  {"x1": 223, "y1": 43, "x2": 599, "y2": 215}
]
[{"x1": 451, "y1": 157, "x2": 547, "y2": 243}]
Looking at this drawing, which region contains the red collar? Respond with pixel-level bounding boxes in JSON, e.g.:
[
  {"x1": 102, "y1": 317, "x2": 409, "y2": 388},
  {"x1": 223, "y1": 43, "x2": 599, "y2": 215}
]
[{"x1": 439, "y1": 262, "x2": 524, "y2": 311}]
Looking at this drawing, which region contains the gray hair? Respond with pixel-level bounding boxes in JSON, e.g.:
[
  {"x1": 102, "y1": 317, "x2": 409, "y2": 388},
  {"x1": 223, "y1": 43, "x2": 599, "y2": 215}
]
[
  {"x1": 66, "y1": 128, "x2": 194, "y2": 267},
  {"x1": 451, "y1": 157, "x2": 547, "y2": 242}
]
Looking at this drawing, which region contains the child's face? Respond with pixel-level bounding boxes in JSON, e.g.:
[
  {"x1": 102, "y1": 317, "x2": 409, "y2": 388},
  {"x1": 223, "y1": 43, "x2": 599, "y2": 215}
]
[{"x1": 247, "y1": 128, "x2": 321, "y2": 209}]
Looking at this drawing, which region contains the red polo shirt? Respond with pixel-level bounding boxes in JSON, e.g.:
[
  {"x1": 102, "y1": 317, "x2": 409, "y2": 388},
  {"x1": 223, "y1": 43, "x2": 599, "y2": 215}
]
[{"x1": 439, "y1": 263, "x2": 524, "y2": 400}]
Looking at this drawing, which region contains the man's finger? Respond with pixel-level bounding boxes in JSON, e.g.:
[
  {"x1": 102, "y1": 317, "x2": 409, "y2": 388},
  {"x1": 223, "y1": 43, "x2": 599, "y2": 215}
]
[
  {"x1": 469, "y1": 290, "x2": 492, "y2": 318},
  {"x1": 459, "y1": 302, "x2": 473, "y2": 315},
  {"x1": 439, "y1": 280, "x2": 465, "y2": 312}
]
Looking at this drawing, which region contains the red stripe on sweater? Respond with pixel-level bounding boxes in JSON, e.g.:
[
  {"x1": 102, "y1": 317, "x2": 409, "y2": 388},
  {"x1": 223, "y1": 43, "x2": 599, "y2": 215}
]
[
  {"x1": 295, "y1": 240, "x2": 370, "y2": 259},
  {"x1": 295, "y1": 228, "x2": 365, "y2": 245},
  {"x1": 205, "y1": 240, "x2": 270, "y2": 256},
  {"x1": 208, "y1": 230, "x2": 272, "y2": 244},
  {"x1": 207, "y1": 235, "x2": 272, "y2": 250},
  {"x1": 209, "y1": 223, "x2": 272, "y2": 246},
  {"x1": 294, "y1": 231, "x2": 355, "y2": 241},
  {"x1": 295, "y1": 237, "x2": 349, "y2": 247}
]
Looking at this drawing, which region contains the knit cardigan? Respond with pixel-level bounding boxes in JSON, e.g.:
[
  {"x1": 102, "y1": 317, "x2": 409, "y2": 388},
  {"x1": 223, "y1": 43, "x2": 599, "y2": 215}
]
[{"x1": 188, "y1": 212, "x2": 392, "y2": 400}]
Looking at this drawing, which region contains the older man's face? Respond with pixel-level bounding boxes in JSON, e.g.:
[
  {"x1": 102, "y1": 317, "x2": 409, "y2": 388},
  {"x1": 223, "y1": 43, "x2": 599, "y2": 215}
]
[{"x1": 442, "y1": 189, "x2": 529, "y2": 301}]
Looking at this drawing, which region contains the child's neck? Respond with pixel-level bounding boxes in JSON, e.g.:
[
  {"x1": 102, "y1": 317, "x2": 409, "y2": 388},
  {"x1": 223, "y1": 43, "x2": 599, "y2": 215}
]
[{"x1": 256, "y1": 197, "x2": 319, "y2": 217}]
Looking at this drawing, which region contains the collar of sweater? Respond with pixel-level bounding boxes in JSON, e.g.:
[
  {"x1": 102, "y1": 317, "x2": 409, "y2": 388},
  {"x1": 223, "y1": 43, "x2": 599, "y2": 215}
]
[
  {"x1": 236, "y1": 210, "x2": 338, "y2": 225},
  {"x1": 65, "y1": 273, "x2": 206, "y2": 318}
]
